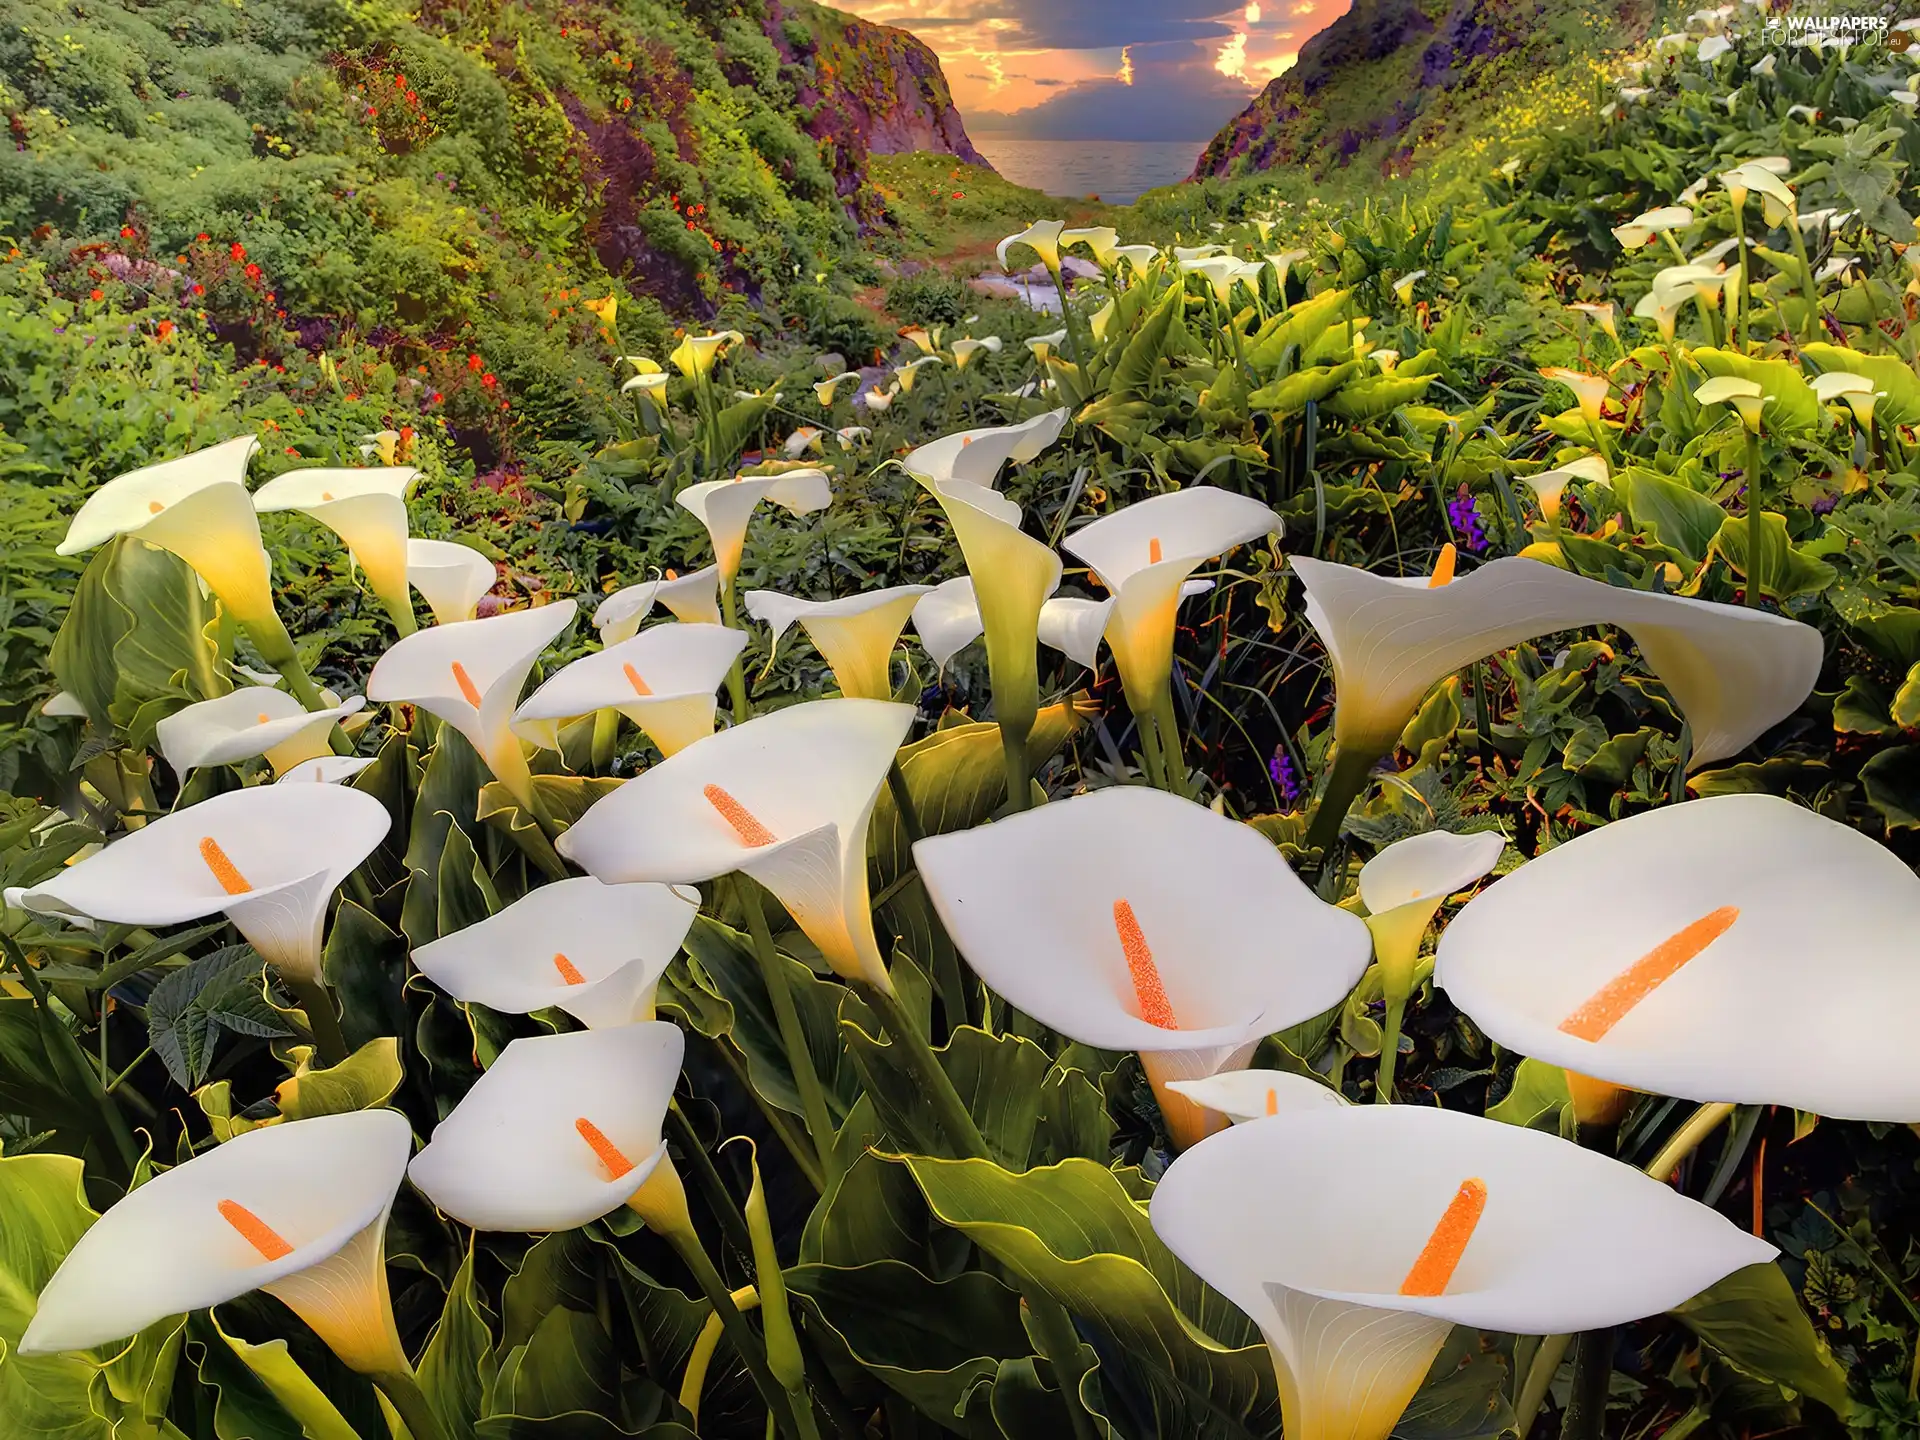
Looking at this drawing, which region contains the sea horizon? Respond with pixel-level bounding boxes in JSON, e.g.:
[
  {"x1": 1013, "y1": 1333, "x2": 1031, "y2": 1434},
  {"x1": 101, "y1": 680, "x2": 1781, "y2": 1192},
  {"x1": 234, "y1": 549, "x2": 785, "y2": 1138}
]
[{"x1": 968, "y1": 137, "x2": 1210, "y2": 206}]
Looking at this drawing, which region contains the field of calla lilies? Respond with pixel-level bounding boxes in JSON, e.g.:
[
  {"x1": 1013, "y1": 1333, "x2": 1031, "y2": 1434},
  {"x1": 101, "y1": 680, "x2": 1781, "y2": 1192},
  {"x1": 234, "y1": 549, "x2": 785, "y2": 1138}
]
[{"x1": 8, "y1": 6, "x2": 1920, "y2": 1440}]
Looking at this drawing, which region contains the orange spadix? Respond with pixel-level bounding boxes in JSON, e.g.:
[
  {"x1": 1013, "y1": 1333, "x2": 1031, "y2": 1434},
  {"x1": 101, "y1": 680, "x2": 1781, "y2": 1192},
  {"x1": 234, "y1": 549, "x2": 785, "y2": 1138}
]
[
  {"x1": 218, "y1": 1199, "x2": 294, "y2": 1261},
  {"x1": 1428, "y1": 543, "x2": 1457, "y2": 589},
  {"x1": 1113, "y1": 899, "x2": 1178, "y2": 1029},
  {"x1": 575, "y1": 1117, "x2": 634, "y2": 1180},
  {"x1": 622, "y1": 663, "x2": 653, "y2": 697},
  {"x1": 704, "y1": 784, "x2": 776, "y2": 847},
  {"x1": 1264, "y1": 1087, "x2": 1279, "y2": 1117},
  {"x1": 553, "y1": 952, "x2": 586, "y2": 986},
  {"x1": 199, "y1": 837, "x2": 252, "y2": 896},
  {"x1": 1149, "y1": 537, "x2": 1164, "y2": 564},
  {"x1": 452, "y1": 661, "x2": 483, "y2": 708},
  {"x1": 1399, "y1": 1177, "x2": 1487, "y2": 1296},
  {"x1": 1559, "y1": 906, "x2": 1740, "y2": 1043}
]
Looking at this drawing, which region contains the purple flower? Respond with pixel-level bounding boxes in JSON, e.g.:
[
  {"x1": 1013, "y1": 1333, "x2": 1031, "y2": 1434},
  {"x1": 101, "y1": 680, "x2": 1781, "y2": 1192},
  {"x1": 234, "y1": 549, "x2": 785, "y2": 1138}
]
[
  {"x1": 1268, "y1": 750, "x2": 1301, "y2": 805},
  {"x1": 1447, "y1": 487, "x2": 1488, "y2": 553}
]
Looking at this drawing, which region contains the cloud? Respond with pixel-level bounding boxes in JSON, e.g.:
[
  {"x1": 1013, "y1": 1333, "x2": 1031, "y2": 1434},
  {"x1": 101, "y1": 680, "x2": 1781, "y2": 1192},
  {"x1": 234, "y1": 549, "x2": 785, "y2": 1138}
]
[
  {"x1": 1033, "y1": 77, "x2": 1067, "y2": 86},
  {"x1": 964, "y1": 42, "x2": 1262, "y2": 139},
  {"x1": 994, "y1": 0, "x2": 1244, "y2": 49}
]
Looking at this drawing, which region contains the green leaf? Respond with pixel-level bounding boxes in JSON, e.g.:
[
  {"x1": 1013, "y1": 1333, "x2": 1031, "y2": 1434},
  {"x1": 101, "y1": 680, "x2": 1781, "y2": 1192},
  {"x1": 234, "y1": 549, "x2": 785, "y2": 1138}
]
[
  {"x1": 0, "y1": 1000, "x2": 120, "y2": 1155},
  {"x1": 419, "y1": 1247, "x2": 497, "y2": 1438},
  {"x1": 323, "y1": 900, "x2": 414, "y2": 1054},
  {"x1": 1707, "y1": 513, "x2": 1836, "y2": 600},
  {"x1": 1393, "y1": 1343, "x2": 1513, "y2": 1439},
  {"x1": 213, "y1": 1317, "x2": 363, "y2": 1440},
  {"x1": 1860, "y1": 744, "x2": 1920, "y2": 831},
  {"x1": 1891, "y1": 661, "x2": 1920, "y2": 731},
  {"x1": 1321, "y1": 372, "x2": 1436, "y2": 421},
  {"x1": 1615, "y1": 468, "x2": 1725, "y2": 566},
  {"x1": 1243, "y1": 288, "x2": 1349, "y2": 370},
  {"x1": 494, "y1": 1308, "x2": 618, "y2": 1421},
  {"x1": 187, "y1": 1312, "x2": 305, "y2": 1440},
  {"x1": 147, "y1": 945, "x2": 291, "y2": 1090},
  {"x1": 1800, "y1": 343, "x2": 1920, "y2": 428},
  {"x1": 1246, "y1": 362, "x2": 1357, "y2": 416},
  {"x1": 400, "y1": 728, "x2": 490, "y2": 950},
  {"x1": 273, "y1": 1037, "x2": 405, "y2": 1121},
  {"x1": 1832, "y1": 676, "x2": 1897, "y2": 737},
  {"x1": 1673, "y1": 1262, "x2": 1852, "y2": 1418},
  {"x1": 789, "y1": 1260, "x2": 1027, "y2": 1438},
  {"x1": 895, "y1": 1154, "x2": 1277, "y2": 1438},
  {"x1": 1486, "y1": 1058, "x2": 1569, "y2": 1132},
  {"x1": 1103, "y1": 283, "x2": 1184, "y2": 402}
]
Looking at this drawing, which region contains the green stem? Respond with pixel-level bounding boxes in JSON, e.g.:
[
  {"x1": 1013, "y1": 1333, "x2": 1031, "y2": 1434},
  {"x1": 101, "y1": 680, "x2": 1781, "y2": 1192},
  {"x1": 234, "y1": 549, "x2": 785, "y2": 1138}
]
[
  {"x1": 1304, "y1": 740, "x2": 1385, "y2": 857},
  {"x1": 1000, "y1": 722, "x2": 1032, "y2": 813},
  {"x1": 1150, "y1": 688, "x2": 1186, "y2": 796},
  {"x1": 1, "y1": 934, "x2": 139, "y2": 1176},
  {"x1": 1513, "y1": 1333, "x2": 1572, "y2": 1438},
  {"x1": 1743, "y1": 426, "x2": 1764, "y2": 609},
  {"x1": 371, "y1": 1367, "x2": 450, "y2": 1440},
  {"x1": 1730, "y1": 204, "x2": 1750, "y2": 352},
  {"x1": 722, "y1": 582, "x2": 752, "y2": 722},
  {"x1": 666, "y1": 1102, "x2": 760, "y2": 1254},
  {"x1": 285, "y1": 977, "x2": 348, "y2": 1068},
  {"x1": 665, "y1": 1226, "x2": 803, "y2": 1440},
  {"x1": 1557, "y1": 1327, "x2": 1614, "y2": 1440},
  {"x1": 885, "y1": 760, "x2": 925, "y2": 845},
  {"x1": 1642, "y1": 1102, "x2": 1736, "y2": 1182},
  {"x1": 590, "y1": 709, "x2": 620, "y2": 773},
  {"x1": 739, "y1": 881, "x2": 840, "y2": 1183},
  {"x1": 1375, "y1": 994, "x2": 1406, "y2": 1103},
  {"x1": 380, "y1": 596, "x2": 419, "y2": 639},
  {"x1": 1024, "y1": 1292, "x2": 1101, "y2": 1440},
  {"x1": 1787, "y1": 218, "x2": 1820, "y2": 344},
  {"x1": 1135, "y1": 706, "x2": 1169, "y2": 789},
  {"x1": 1047, "y1": 260, "x2": 1088, "y2": 379}
]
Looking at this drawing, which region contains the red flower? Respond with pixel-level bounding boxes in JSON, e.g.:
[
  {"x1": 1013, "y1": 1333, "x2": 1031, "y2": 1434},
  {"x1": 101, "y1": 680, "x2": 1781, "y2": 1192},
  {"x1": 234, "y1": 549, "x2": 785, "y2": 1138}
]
[
  {"x1": 481, "y1": 373, "x2": 497, "y2": 388},
  {"x1": 430, "y1": 392, "x2": 443, "y2": 403},
  {"x1": 230, "y1": 242, "x2": 246, "y2": 260},
  {"x1": 156, "y1": 319, "x2": 174, "y2": 338},
  {"x1": 119, "y1": 225, "x2": 136, "y2": 238},
  {"x1": 405, "y1": 90, "x2": 416, "y2": 103},
  {"x1": 197, "y1": 232, "x2": 210, "y2": 242},
  {"x1": 192, "y1": 283, "x2": 204, "y2": 295},
  {"x1": 467, "y1": 353, "x2": 484, "y2": 370},
  {"x1": 394, "y1": 74, "x2": 407, "y2": 89},
  {"x1": 88, "y1": 288, "x2": 103, "y2": 301},
  {"x1": 244, "y1": 263, "x2": 262, "y2": 280}
]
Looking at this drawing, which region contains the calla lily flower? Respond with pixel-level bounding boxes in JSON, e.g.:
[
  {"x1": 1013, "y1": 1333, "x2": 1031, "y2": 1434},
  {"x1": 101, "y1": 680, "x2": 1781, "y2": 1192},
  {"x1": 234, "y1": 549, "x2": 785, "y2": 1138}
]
[
  {"x1": 669, "y1": 330, "x2": 745, "y2": 380},
  {"x1": 1266, "y1": 248, "x2": 1311, "y2": 289},
  {"x1": 997, "y1": 219, "x2": 1068, "y2": 273},
  {"x1": 861, "y1": 383, "x2": 898, "y2": 413},
  {"x1": 157, "y1": 687, "x2": 366, "y2": 777},
  {"x1": 1720, "y1": 163, "x2": 1796, "y2": 224},
  {"x1": 1110, "y1": 244, "x2": 1160, "y2": 279},
  {"x1": 914, "y1": 480, "x2": 1060, "y2": 763},
  {"x1": 58, "y1": 435, "x2": 283, "y2": 632},
  {"x1": 1152, "y1": 1106, "x2": 1776, "y2": 1440},
  {"x1": 1360, "y1": 831, "x2": 1505, "y2": 992},
  {"x1": 1060, "y1": 226, "x2": 1120, "y2": 265},
  {"x1": 366, "y1": 601, "x2": 577, "y2": 807},
  {"x1": 1566, "y1": 301, "x2": 1618, "y2": 340},
  {"x1": 5, "y1": 784, "x2": 387, "y2": 983},
  {"x1": 950, "y1": 337, "x2": 1002, "y2": 370},
  {"x1": 1521, "y1": 454, "x2": 1608, "y2": 526},
  {"x1": 559, "y1": 699, "x2": 915, "y2": 991},
  {"x1": 623, "y1": 370, "x2": 670, "y2": 408},
  {"x1": 1611, "y1": 206, "x2": 1693, "y2": 249},
  {"x1": 1699, "y1": 33, "x2": 1731, "y2": 61},
  {"x1": 1090, "y1": 298, "x2": 1118, "y2": 343},
  {"x1": 677, "y1": 471, "x2": 833, "y2": 589},
  {"x1": 409, "y1": 1024, "x2": 684, "y2": 1232},
  {"x1": 277, "y1": 756, "x2": 377, "y2": 784},
  {"x1": 815, "y1": 371, "x2": 862, "y2": 406},
  {"x1": 1753, "y1": 51, "x2": 1777, "y2": 75},
  {"x1": 1292, "y1": 553, "x2": 1823, "y2": 844},
  {"x1": 1695, "y1": 375, "x2": 1767, "y2": 431},
  {"x1": 1035, "y1": 582, "x2": 1211, "y2": 671},
  {"x1": 1172, "y1": 244, "x2": 1226, "y2": 264},
  {"x1": 412, "y1": 877, "x2": 699, "y2": 1028},
  {"x1": 912, "y1": 577, "x2": 988, "y2": 669},
  {"x1": 1810, "y1": 370, "x2": 1879, "y2": 428},
  {"x1": 783, "y1": 426, "x2": 823, "y2": 459},
  {"x1": 1390, "y1": 270, "x2": 1427, "y2": 303},
  {"x1": 21, "y1": 1110, "x2": 416, "y2": 1376},
  {"x1": 1164, "y1": 1068, "x2": 1348, "y2": 1124},
  {"x1": 252, "y1": 466, "x2": 419, "y2": 632},
  {"x1": 1539, "y1": 367, "x2": 1611, "y2": 425},
  {"x1": 514, "y1": 622, "x2": 744, "y2": 756},
  {"x1": 900, "y1": 326, "x2": 941, "y2": 356},
  {"x1": 903, "y1": 410, "x2": 1070, "y2": 488},
  {"x1": 358, "y1": 429, "x2": 409, "y2": 465},
  {"x1": 835, "y1": 426, "x2": 871, "y2": 450},
  {"x1": 406, "y1": 539, "x2": 497, "y2": 626},
  {"x1": 894, "y1": 356, "x2": 942, "y2": 393},
  {"x1": 1438, "y1": 793, "x2": 1920, "y2": 1123},
  {"x1": 745, "y1": 586, "x2": 934, "y2": 700},
  {"x1": 593, "y1": 566, "x2": 725, "y2": 643},
  {"x1": 913, "y1": 787, "x2": 1370, "y2": 1147},
  {"x1": 1061, "y1": 487, "x2": 1280, "y2": 715},
  {"x1": 1026, "y1": 328, "x2": 1069, "y2": 362}
]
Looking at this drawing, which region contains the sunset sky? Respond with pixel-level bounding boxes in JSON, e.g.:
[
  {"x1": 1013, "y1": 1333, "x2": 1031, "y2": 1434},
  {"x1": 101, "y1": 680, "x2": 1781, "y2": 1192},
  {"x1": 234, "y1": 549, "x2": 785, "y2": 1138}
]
[{"x1": 836, "y1": 0, "x2": 1350, "y2": 140}]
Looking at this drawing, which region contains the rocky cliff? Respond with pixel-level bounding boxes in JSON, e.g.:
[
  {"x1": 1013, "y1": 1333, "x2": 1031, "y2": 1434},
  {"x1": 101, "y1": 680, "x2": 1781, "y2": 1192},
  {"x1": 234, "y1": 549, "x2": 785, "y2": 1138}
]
[
  {"x1": 1194, "y1": 0, "x2": 1652, "y2": 180},
  {"x1": 767, "y1": 1, "x2": 991, "y2": 171}
]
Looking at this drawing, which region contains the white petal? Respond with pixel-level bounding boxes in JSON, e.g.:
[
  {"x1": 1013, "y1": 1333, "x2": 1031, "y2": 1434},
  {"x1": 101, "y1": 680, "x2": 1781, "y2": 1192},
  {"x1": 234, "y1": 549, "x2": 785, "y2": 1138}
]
[
  {"x1": 59, "y1": 436, "x2": 260, "y2": 555},
  {"x1": 1164, "y1": 1069, "x2": 1349, "y2": 1124},
  {"x1": 276, "y1": 757, "x2": 377, "y2": 785},
  {"x1": 1437, "y1": 794, "x2": 1920, "y2": 1120},
  {"x1": 513, "y1": 623, "x2": 743, "y2": 754},
  {"x1": 157, "y1": 688, "x2": 364, "y2": 776},
  {"x1": 20, "y1": 1110, "x2": 411, "y2": 1354},
  {"x1": 412, "y1": 877, "x2": 699, "y2": 1028},
  {"x1": 677, "y1": 471, "x2": 832, "y2": 581},
  {"x1": 1036, "y1": 596, "x2": 1113, "y2": 670},
  {"x1": 406, "y1": 539, "x2": 496, "y2": 626},
  {"x1": 1150, "y1": 1105, "x2": 1776, "y2": 1337},
  {"x1": 1358, "y1": 830, "x2": 1505, "y2": 913},
  {"x1": 1291, "y1": 555, "x2": 1822, "y2": 763},
  {"x1": 912, "y1": 787, "x2": 1371, "y2": 1053},
  {"x1": 408, "y1": 1025, "x2": 683, "y2": 1231},
  {"x1": 744, "y1": 587, "x2": 932, "y2": 700},
  {"x1": 902, "y1": 411, "x2": 1068, "y2": 488},
  {"x1": 912, "y1": 577, "x2": 985, "y2": 669}
]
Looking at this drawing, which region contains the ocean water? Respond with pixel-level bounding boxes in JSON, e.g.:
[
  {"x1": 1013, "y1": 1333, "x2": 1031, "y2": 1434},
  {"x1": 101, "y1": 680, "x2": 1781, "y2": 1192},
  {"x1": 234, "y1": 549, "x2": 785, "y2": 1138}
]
[{"x1": 971, "y1": 138, "x2": 1208, "y2": 206}]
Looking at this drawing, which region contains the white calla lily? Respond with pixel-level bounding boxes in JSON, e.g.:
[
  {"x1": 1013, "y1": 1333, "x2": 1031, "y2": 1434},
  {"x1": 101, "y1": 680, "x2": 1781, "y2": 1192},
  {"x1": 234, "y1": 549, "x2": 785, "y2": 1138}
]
[
  {"x1": 677, "y1": 471, "x2": 833, "y2": 589},
  {"x1": 903, "y1": 410, "x2": 1070, "y2": 488},
  {"x1": 4, "y1": 783, "x2": 388, "y2": 983},
  {"x1": 913, "y1": 787, "x2": 1370, "y2": 1147},
  {"x1": 252, "y1": 466, "x2": 419, "y2": 632},
  {"x1": 406, "y1": 539, "x2": 496, "y2": 626},
  {"x1": 409, "y1": 1024, "x2": 684, "y2": 1232},
  {"x1": 59, "y1": 436, "x2": 284, "y2": 636},
  {"x1": 1720, "y1": 163, "x2": 1797, "y2": 224},
  {"x1": 911, "y1": 577, "x2": 989, "y2": 669},
  {"x1": 277, "y1": 756, "x2": 377, "y2": 784},
  {"x1": 513, "y1": 622, "x2": 744, "y2": 757},
  {"x1": 1034, "y1": 582, "x2": 1211, "y2": 671},
  {"x1": 1438, "y1": 793, "x2": 1920, "y2": 1123},
  {"x1": 950, "y1": 337, "x2": 1002, "y2": 370},
  {"x1": 1610, "y1": 206, "x2": 1693, "y2": 250},
  {"x1": 745, "y1": 586, "x2": 934, "y2": 700},
  {"x1": 559, "y1": 699, "x2": 914, "y2": 991},
  {"x1": 412, "y1": 877, "x2": 699, "y2": 1028},
  {"x1": 1111, "y1": 244, "x2": 1161, "y2": 279},
  {"x1": 366, "y1": 601, "x2": 577, "y2": 807},
  {"x1": 1520, "y1": 454, "x2": 1608, "y2": 525},
  {"x1": 814, "y1": 371, "x2": 861, "y2": 406},
  {"x1": 894, "y1": 355, "x2": 942, "y2": 392},
  {"x1": 1390, "y1": 270, "x2": 1427, "y2": 303},
  {"x1": 783, "y1": 426, "x2": 823, "y2": 459},
  {"x1": 669, "y1": 330, "x2": 745, "y2": 380},
  {"x1": 1566, "y1": 301, "x2": 1618, "y2": 340},
  {"x1": 1059, "y1": 226, "x2": 1120, "y2": 265},
  {"x1": 1164, "y1": 1068, "x2": 1348, "y2": 1124},
  {"x1": 1291, "y1": 554, "x2": 1823, "y2": 849},
  {"x1": 1062, "y1": 487, "x2": 1280, "y2": 715},
  {"x1": 156, "y1": 687, "x2": 365, "y2": 777},
  {"x1": 997, "y1": 219, "x2": 1068, "y2": 273},
  {"x1": 358, "y1": 429, "x2": 404, "y2": 465},
  {"x1": 593, "y1": 565, "x2": 725, "y2": 643},
  {"x1": 1152, "y1": 1106, "x2": 1776, "y2": 1440},
  {"x1": 1539, "y1": 367, "x2": 1612, "y2": 425},
  {"x1": 1025, "y1": 328, "x2": 1069, "y2": 362},
  {"x1": 21, "y1": 1110, "x2": 415, "y2": 1377}
]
